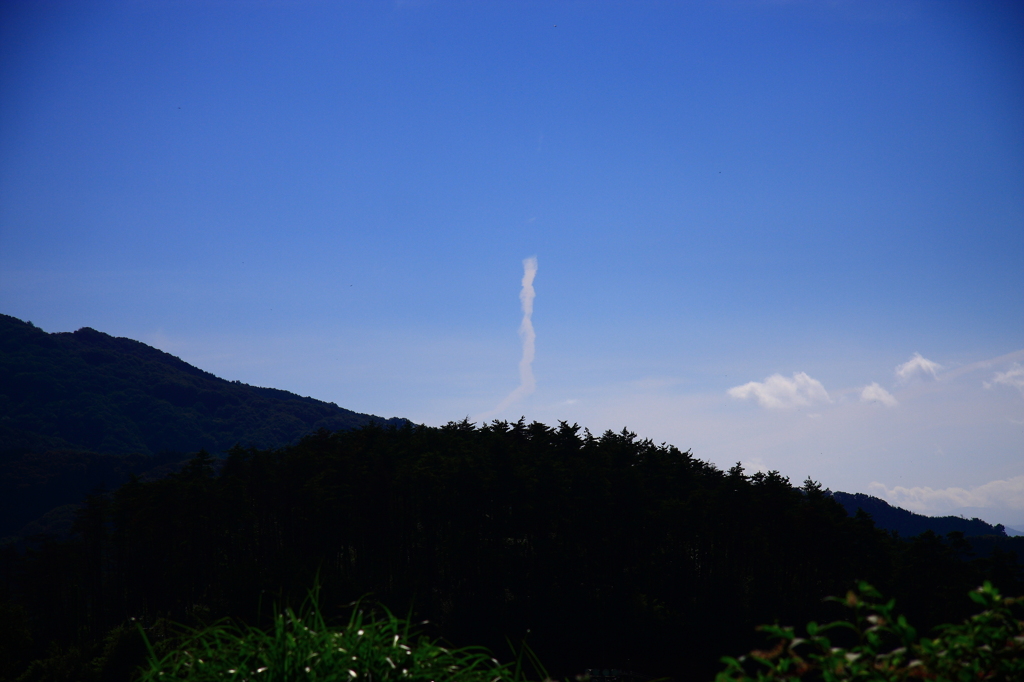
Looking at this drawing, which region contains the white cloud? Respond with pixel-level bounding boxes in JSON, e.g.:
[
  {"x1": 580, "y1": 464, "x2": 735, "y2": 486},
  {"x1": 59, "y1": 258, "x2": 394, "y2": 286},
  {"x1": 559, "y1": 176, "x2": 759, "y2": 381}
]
[
  {"x1": 895, "y1": 352, "x2": 941, "y2": 382},
  {"x1": 869, "y1": 476, "x2": 1024, "y2": 515},
  {"x1": 860, "y1": 382, "x2": 898, "y2": 407},
  {"x1": 476, "y1": 257, "x2": 538, "y2": 421},
  {"x1": 727, "y1": 372, "x2": 831, "y2": 409},
  {"x1": 741, "y1": 457, "x2": 770, "y2": 474},
  {"x1": 985, "y1": 363, "x2": 1024, "y2": 394}
]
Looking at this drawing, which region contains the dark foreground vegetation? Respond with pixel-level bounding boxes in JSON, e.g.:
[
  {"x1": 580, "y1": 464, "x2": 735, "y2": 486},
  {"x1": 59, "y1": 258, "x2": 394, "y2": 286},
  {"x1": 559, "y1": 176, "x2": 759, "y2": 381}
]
[
  {"x1": 717, "y1": 581, "x2": 1023, "y2": 681},
  {"x1": 135, "y1": 586, "x2": 533, "y2": 682},
  {"x1": 127, "y1": 581, "x2": 1022, "y2": 682},
  {"x1": 2, "y1": 420, "x2": 1022, "y2": 681}
]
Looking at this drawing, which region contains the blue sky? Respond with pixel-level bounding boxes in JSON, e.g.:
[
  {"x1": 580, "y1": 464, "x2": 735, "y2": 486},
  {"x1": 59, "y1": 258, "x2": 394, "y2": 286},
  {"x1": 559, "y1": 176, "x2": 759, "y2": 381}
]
[{"x1": 2, "y1": 1, "x2": 1022, "y2": 526}]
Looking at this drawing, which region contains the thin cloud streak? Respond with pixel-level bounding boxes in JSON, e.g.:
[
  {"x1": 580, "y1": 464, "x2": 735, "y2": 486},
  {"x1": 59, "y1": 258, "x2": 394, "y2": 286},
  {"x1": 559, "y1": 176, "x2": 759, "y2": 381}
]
[
  {"x1": 476, "y1": 257, "x2": 538, "y2": 421},
  {"x1": 939, "y1": 348, "x2": 1024, "y2": 382}
]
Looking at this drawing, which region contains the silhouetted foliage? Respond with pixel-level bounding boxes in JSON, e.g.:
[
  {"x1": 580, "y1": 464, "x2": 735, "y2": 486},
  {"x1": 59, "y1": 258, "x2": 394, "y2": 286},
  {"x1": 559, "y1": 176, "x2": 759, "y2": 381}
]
[
  {"x1": 3, "y1": 420, "x2": 1021, "y2": 681},
  {"x1": 717, "y1": 581, "x2": 1024, "y2": 681},
  {"x1": 0, "y1": 449, "x2": 189, "y2": 540}
]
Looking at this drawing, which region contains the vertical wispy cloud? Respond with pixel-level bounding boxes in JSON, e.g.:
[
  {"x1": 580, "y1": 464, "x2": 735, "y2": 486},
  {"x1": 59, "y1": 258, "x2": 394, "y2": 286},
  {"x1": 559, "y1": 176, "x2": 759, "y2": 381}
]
[
  {"x1": 727, "y1": 372, "x2": 831, "y2": 409},
  {"x1": 895, "y1": 352, "x2": 941, "y2": 382},
  {"x1": 860, "y1": 382, "x2": 898, "y2": 407},
  {"x1": 478, "y1": 257, "x2": 538, "y2": 420}
]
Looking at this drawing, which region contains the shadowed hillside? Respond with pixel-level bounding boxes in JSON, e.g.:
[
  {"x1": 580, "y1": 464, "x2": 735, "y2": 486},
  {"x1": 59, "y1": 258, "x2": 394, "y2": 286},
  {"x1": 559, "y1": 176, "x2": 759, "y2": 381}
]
[
  {"x1": 0, "y1": 314, "x2": 405, "y2": 456},
  {"x1": 3, "y1": 421, "x2": 1022, "y2": 682},
  {"x1": 0, "y1": 313, "x2": 406, "y2": 537},
  {"x1": 832, "y1": 491, "x2": 1006, "y2": 538}
]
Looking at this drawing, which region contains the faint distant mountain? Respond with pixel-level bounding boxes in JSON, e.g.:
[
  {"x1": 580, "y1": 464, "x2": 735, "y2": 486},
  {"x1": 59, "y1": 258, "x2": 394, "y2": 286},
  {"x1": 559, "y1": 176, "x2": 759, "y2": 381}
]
[
  {"x1": 0, "y1": 313, "x2": 408, "y2": 539},
  {"x1": 832, "y1": 491, "x2": 1006, "y2": 538},
  {"x1": 0, "y1": 314, "x2": 405, "y2": 456}
]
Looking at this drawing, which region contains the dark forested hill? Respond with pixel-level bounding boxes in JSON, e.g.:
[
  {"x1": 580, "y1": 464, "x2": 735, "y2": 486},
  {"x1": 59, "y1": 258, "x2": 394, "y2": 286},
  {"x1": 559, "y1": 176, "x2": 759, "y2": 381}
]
[
  {"x1": 0, "y1": 314, "x2": 406, "y2": 538},
  {"x1": 0, "y1": 314, "x2": 405, "y2": 456},
  {"x1": 3, "y1": 421, "x2": 1021, "y2": 682},
  {"x1": 832, "y1": 491, "x2": 1006, "y2": 538}
]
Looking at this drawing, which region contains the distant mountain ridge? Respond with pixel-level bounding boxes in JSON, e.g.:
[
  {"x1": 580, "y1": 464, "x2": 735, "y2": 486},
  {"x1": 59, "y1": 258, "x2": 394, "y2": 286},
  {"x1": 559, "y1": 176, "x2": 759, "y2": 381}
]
[
  {"x1": 831, "y1": 491, "x2": 1006, "y2": 538},
  {"x1": 0, "y1": 314, "x2": 405, "y2": 456}
]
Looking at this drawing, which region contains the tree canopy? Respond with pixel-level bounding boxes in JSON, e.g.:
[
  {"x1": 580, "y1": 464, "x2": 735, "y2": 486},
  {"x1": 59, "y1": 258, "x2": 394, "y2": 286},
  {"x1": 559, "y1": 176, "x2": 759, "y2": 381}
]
[{"x1": 3, "y1": 420, "x2": 1020, "y2": 680}]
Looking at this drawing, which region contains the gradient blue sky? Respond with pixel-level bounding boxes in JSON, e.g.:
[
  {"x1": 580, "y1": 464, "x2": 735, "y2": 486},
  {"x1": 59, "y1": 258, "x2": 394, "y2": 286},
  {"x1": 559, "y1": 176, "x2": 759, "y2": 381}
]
[{"x1": 2, "y1": 1, "x2": 1022, "y2": 526}]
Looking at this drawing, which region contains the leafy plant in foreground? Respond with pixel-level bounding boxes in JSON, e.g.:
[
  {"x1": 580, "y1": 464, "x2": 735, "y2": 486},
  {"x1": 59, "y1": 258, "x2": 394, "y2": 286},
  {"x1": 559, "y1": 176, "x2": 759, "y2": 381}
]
[
  {"x1": 716, "y1": 581, "x2": 1023, "y2": 681},
  {"x1": 137, "y1": 588, "x2": 522, "y2": 682}
]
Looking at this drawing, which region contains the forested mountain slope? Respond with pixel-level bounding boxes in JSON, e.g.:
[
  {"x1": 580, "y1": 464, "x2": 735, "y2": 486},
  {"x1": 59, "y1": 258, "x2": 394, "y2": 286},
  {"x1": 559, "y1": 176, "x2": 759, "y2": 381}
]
[
  {"x1": 4, "y1": 421, "x2": 1021, "y2": 681},
  {"x1": 0, "y1": 313, "x2": 405, "y2": 456},
  {"x1": 832, "y1": 491, "x2": 1006, "y2": 538},
  {"x1": 0, "y1": 313, "x2": 406, "y2": 538}
]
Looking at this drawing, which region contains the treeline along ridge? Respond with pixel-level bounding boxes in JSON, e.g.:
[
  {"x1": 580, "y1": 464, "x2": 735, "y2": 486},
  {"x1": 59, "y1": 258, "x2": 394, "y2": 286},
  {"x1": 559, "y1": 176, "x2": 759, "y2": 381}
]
[{"x1": 3, "y1": 420, "x2": 1021, "y2": 680}]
